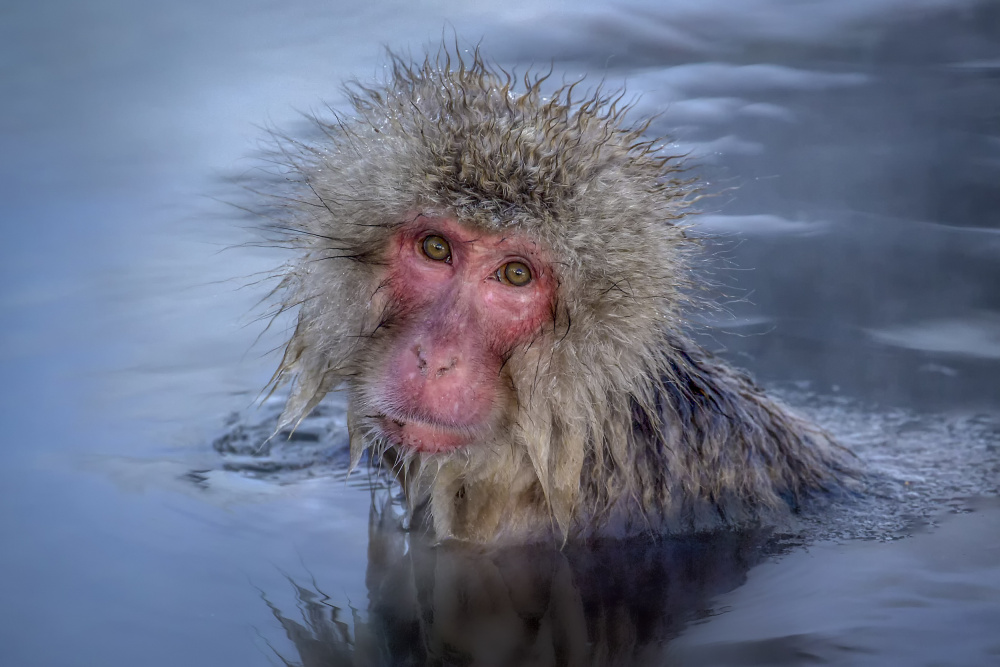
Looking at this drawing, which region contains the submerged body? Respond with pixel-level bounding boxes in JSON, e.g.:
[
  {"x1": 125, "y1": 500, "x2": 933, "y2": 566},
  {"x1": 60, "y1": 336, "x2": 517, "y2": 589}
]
[{"x1": 264, "y1": 49, "x2": 855, "y2": 543}]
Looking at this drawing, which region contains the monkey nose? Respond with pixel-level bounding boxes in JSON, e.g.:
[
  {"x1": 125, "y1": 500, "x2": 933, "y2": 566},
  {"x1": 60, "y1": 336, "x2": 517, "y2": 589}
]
[{"x1": 413, "y1": 345, "x2": 459, "y2": 377}]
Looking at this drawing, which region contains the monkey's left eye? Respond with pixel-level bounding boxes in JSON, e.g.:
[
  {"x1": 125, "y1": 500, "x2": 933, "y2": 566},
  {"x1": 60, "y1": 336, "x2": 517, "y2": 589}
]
[
  {"x1": 421, "y1": 235, "x2": 451, "y2": 262},
  {"x1": 499, "y1": 261, "x2": 532, "y2": 286}
]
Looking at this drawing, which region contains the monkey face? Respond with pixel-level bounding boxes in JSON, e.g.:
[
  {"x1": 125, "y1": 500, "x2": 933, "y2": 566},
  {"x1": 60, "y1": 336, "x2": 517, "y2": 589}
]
[{"x1": 363, "y1": 215, "x2": 556, "y2": 454}]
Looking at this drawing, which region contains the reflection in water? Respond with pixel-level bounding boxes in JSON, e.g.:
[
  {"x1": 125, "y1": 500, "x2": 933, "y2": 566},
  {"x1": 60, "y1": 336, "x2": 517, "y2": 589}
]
[{"x1": 262, "y1": 502, "x2": 767, "y2": 667}]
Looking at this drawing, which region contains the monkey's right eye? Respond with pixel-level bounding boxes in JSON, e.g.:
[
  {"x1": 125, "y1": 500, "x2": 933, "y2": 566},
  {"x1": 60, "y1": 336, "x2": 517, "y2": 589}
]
[{"x1": 421, "y1": 235, "x2": 451, "y2": 262}]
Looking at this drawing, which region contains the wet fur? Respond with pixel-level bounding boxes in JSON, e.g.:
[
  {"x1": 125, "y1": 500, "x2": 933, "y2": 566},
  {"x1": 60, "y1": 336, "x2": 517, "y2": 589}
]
[{"x1": 259, "y1": 47, "x2": 856, "y2": 543}]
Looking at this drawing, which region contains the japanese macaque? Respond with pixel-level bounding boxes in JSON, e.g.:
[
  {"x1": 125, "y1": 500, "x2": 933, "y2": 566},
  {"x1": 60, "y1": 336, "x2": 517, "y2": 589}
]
[{"x1": 263, "y1": 48, "x2": 856, "y2": 543}]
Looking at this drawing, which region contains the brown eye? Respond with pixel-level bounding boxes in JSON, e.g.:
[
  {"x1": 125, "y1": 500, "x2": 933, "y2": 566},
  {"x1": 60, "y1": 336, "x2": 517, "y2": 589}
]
[
  {"x1": 502, "y1": 261, "x2": 532, "y2": 286},
  {"x1": 421, "y1": 235, "x2": 451, "y2": 262}
]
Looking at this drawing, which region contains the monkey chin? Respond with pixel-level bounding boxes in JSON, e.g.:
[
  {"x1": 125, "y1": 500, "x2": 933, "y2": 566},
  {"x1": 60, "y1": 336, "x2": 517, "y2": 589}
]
[{"x1": 379, "y1": 417, "x2": 473, "y2": 454}]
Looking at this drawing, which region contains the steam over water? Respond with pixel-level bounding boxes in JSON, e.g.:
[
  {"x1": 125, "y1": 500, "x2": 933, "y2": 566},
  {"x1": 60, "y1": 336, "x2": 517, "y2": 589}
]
[{"x1": 1, "y1": 1, "x2": 998, "y2": 665}]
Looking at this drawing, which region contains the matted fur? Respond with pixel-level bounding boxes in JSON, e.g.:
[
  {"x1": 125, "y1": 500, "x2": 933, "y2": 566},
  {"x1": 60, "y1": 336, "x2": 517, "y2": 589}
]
[{"x1": 258, "y1": 46, "x2": 856, "y2": 543}]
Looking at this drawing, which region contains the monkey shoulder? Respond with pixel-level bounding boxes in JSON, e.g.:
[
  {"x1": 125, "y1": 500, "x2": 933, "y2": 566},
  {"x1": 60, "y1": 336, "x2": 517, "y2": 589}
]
[{"x1": 635, "y1": 335, "x2": 857, "y2": 520}]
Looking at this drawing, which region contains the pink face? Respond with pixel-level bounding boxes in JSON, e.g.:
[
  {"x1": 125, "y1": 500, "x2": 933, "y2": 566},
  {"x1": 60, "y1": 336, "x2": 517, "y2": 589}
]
[{"x1": 370, "y1": 216, "x2": 556, "y2": 454}]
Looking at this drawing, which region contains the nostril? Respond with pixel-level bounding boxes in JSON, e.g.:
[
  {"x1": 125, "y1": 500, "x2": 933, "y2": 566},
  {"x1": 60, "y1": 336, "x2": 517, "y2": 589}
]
[{"x1": 435, "y1": 357, "x2": 459, "y2": 377}]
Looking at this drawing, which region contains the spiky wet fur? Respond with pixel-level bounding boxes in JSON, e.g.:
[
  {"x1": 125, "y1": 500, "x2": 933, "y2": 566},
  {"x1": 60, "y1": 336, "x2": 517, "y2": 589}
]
[{"x1": 261, "y1": 47, "x2": 856, "y2": 543}]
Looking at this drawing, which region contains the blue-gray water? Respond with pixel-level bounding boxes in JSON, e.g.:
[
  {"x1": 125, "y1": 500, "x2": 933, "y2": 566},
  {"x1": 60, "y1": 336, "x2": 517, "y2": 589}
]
[{"x1": 1, "y1": 1, "x2": 998, "y2": 665}]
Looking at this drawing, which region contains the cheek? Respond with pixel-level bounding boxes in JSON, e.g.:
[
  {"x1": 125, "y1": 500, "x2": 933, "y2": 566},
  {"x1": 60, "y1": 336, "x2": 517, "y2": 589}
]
[
  {"x1": 480, "y1": 283, "x2": 555, "y2": 348},
  {"x1": 381, "y1": 245, "x2": 449, "y2": 314}
]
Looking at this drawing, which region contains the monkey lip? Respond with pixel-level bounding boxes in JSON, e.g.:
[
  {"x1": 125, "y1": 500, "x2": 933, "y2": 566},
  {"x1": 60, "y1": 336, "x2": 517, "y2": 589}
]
[{"x1": 378, "y1": 416, "x2": 474, "y2": 454}]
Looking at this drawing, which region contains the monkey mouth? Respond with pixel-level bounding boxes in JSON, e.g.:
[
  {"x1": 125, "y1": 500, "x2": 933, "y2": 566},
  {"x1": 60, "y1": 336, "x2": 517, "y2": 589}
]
[{"x1": 377, "y1": 415, "x2": 475, "y2": 454}]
